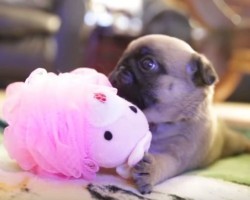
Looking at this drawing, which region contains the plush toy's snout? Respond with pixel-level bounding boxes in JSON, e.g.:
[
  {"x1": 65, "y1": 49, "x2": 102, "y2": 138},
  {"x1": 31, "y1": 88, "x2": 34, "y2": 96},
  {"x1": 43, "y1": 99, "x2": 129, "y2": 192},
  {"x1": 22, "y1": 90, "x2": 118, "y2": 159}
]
[{"x1": 116, "y1": 130, "x2": 152, "y2": 178}]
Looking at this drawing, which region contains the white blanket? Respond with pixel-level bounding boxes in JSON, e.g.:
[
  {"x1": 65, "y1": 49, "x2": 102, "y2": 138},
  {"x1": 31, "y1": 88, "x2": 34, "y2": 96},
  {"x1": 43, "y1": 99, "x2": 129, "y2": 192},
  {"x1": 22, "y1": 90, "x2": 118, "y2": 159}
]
[{"x1": 0, "y1": 144, "x2": 250, "y2": 200}]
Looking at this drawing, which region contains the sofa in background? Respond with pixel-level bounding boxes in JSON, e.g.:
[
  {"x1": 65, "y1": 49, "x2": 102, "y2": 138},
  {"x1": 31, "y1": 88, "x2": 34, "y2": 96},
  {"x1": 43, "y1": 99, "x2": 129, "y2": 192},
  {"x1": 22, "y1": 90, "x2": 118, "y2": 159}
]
[{"x1": 0, "y1": 0, "x2": 85, "y2": 87}]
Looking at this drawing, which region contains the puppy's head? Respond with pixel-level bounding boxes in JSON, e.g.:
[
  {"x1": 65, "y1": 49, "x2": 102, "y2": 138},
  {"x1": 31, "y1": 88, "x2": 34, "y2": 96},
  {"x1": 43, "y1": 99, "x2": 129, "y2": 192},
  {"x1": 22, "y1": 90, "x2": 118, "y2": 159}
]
[{"x1": 109, "y1": 35, "x2": 218, "y2": 123}]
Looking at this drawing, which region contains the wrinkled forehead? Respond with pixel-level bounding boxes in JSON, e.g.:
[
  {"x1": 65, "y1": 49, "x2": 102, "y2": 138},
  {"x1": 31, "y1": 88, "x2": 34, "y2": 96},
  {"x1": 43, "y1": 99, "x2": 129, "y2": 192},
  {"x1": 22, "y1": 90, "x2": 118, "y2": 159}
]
[{"x1": 124, "y1": 35, "x2": 195, "y2": 77}]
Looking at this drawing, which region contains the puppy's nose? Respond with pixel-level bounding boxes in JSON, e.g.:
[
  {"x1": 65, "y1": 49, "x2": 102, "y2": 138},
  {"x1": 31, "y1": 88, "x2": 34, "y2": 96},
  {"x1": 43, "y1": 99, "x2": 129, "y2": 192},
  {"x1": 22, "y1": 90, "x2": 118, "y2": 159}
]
[{"x1": 118, "y1": 66, "x2": 134, "y2": 84}]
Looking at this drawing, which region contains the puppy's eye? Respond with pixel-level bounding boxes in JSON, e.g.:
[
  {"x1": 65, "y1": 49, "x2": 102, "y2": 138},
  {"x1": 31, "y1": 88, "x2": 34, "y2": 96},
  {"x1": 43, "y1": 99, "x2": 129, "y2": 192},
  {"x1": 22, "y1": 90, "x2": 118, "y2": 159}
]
[{"x1": 140, "y1": 57, "x2": 158, "y2": 72}]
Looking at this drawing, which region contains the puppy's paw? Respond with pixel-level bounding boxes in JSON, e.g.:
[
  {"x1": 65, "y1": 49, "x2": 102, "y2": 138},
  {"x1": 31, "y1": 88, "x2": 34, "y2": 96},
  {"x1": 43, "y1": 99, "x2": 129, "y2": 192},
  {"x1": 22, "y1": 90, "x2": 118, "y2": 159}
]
[{"x1": 132, "y1": 153, "x2": 156, "y2": 194}]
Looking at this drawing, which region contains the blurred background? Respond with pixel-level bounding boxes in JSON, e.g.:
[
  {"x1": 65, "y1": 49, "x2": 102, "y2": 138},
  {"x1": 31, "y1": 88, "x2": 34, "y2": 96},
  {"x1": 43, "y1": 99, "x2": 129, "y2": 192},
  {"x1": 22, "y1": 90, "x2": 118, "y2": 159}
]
[{"x1": 0, "y1": 0, "x2": 250, "y2": 103}]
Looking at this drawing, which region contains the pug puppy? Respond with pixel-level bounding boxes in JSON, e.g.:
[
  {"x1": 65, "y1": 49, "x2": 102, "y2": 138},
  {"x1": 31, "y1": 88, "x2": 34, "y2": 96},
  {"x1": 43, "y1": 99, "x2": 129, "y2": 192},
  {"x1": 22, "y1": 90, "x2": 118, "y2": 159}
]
[{"x1": 109, "y1": 34, "x2": 250, "y2": 194}]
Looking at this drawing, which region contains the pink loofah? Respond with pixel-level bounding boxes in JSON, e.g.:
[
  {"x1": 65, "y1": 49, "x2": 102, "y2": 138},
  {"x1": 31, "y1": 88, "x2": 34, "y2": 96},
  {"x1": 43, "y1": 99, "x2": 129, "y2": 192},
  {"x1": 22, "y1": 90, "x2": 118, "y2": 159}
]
[{"x1": 3, "y1": 68, "x2": 152, "y2": 180}]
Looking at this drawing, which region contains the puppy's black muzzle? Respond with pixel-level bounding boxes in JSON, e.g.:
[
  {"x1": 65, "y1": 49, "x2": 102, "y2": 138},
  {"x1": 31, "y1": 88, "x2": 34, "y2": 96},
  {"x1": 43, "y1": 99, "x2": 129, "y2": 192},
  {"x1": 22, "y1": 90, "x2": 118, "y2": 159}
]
[{"x1": 116, "y1": 66, "x2": 134, "y2": 85}]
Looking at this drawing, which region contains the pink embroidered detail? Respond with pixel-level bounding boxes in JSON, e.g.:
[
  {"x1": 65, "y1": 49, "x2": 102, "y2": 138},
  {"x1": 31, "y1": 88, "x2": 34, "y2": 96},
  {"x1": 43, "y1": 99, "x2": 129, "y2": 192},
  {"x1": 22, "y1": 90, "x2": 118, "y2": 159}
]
[{"x1": 94, "y1": 93, "x2": 107, "y2": 103}]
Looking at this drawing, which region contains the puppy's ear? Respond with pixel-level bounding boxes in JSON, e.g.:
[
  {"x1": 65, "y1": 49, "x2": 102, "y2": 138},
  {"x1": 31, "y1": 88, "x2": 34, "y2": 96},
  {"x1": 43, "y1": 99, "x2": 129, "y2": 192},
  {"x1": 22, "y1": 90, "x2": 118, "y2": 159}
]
[{"x1": 186, "y1": 53, "x2": 219, "y2": 86}]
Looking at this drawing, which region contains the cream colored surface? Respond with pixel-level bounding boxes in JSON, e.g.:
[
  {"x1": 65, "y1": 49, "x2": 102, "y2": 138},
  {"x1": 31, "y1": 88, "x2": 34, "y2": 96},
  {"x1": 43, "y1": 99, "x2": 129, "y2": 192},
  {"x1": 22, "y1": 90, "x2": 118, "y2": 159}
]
[
  {"x1": 215, "y1": 102, "x2": 250, "y2": 129},
  {"x1": 0, "y1": 144, "x2": 250, "y2": 200}
]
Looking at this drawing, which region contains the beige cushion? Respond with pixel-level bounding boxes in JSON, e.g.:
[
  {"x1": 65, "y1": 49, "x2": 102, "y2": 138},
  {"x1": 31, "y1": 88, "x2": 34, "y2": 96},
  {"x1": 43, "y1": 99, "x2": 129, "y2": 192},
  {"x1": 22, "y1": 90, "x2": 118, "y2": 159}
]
[{"x1": 0, "y1": 4, "x2": 61, "y2": 37}]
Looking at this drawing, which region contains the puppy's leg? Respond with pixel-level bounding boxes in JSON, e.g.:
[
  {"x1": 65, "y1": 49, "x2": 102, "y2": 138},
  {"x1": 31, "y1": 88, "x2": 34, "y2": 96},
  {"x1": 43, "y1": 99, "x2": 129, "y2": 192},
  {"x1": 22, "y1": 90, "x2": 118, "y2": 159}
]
[
  {"x1": 132, "y1": 134, "x2": 204, "y2": 194},
  {"x1": 132, "y1": 126, "x2": 250, "y2": 194},
  {"x1": 132, "y1": 153, "x2": 181, "y2": 194},
  {"x1": 221, "y1": 126, "x2": 250, "y2": 157}
]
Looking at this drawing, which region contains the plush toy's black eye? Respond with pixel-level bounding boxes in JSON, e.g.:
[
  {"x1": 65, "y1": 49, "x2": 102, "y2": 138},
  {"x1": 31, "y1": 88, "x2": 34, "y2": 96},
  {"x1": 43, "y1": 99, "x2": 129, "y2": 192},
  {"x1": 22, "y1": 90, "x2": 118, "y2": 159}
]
[
  {"x1": 104, "y1": 131, "x2": 113, "y2": 141},
  {"x1": 129, "y1": 105, "x2": 137, "y2": 113},
  {"x1": 140, "y1": 56, "x2": 158, "y2": 72}
]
